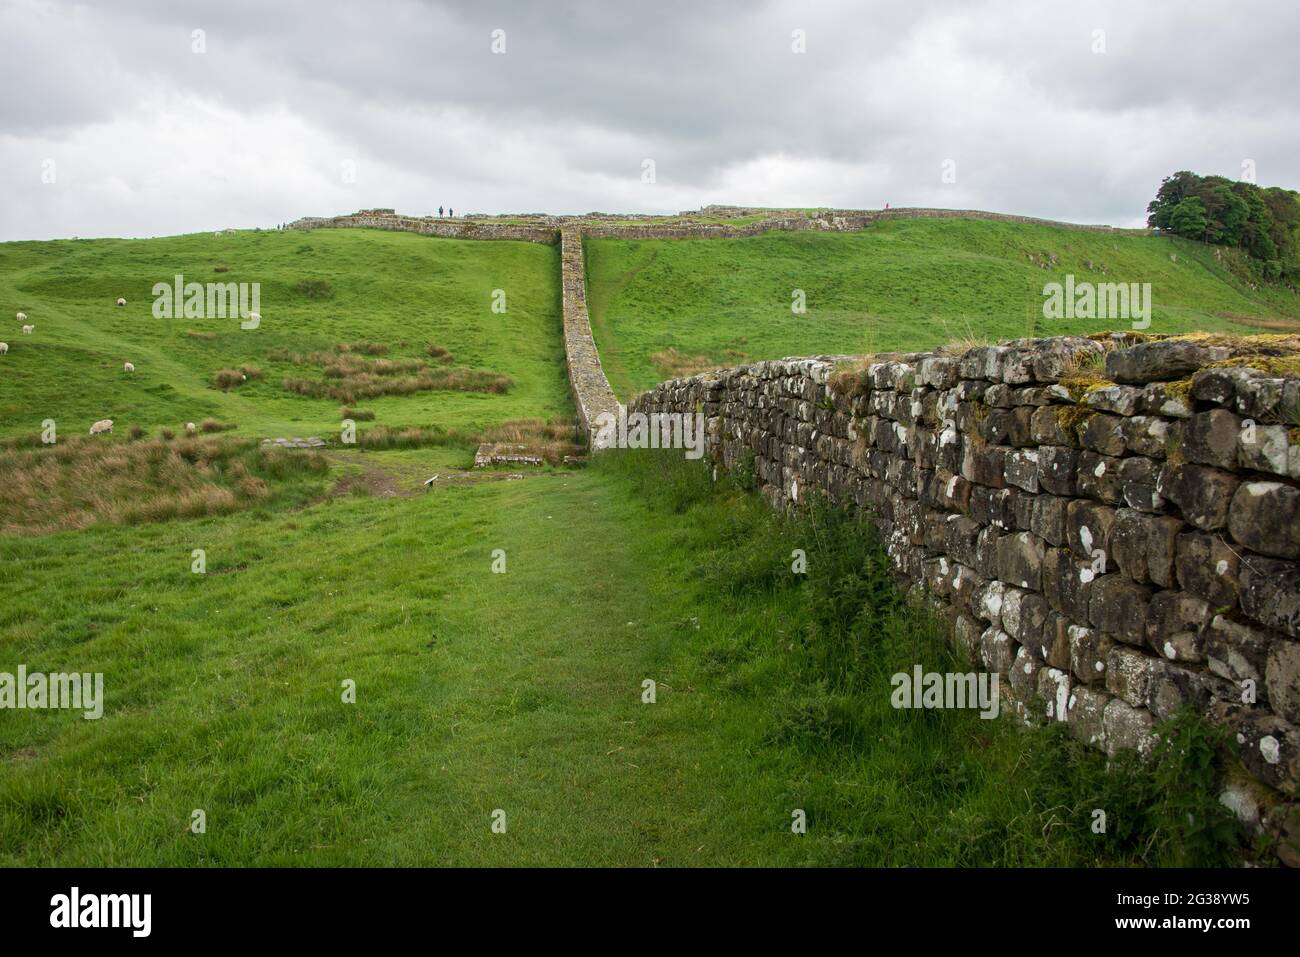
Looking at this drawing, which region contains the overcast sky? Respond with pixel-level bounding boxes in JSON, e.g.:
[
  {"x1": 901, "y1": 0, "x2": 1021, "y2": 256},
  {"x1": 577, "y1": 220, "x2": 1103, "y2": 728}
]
[{"x1": 2, "y1": 0, "x2": 1298, "y2": 240}]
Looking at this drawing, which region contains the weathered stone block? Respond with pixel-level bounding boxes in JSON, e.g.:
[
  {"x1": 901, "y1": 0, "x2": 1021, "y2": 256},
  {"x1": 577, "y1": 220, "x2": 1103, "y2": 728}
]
[
  {"x1": 1145, "y1": 590, "x2": 1211, "y2": 662},
  {"x1": 1239, "y1": 557, "x2": 1300, "y2": 639},
  {"x1": 1068, "y1": 685, "x2": 1111, "y2": 748},
  {"x1": 979, "y1": 626, "x2": 1017, "y2": 674},
  {"x1": 1204, "y1": 615, "x2": 1275, "y2": 698},
  {"x1": 1265, "y1": 641, "x2": 1300, "y2": 725},
  {"x1": 1106, "y1": 340, "x2": 1232, "y2": 384},
  {"x1": 1037, "y1": 445, "x2": 1080, "y2": 496},
  {"x1": 1118, "y1": 455, "x2": 1165, "y2": 513},
  {"x1": 1030, "y1": 407, "x2": 1073, "y2": 446},
  {"x1": 1069, "y1": 624, "x2": 1115, "y2": 685},
  {"x1": 1042, "y1": 547, "x2": 1094, "y2": 623},
  {"x1": 1106, "y1": 645, "x2": 1155, "y2": 707},
  {"x1": 1120, "y1": 415, "x2": 1171, "y2": 458},
  {"x1": 1083, "y1": 384, "x2": 1142, "y2": 417},
  {"x1": 1109, "y1": 509, "x2": 1182, "y2": 587},
  {"x1": 1076, "y1": 451, "x2": 1123, "y2": 503},
  {"x1": 1029, "y1": 493, "x2": 1069, "y2": 547},
  {"x1": 1008, "y1": 645, "x2": 1042, "y2": 710},
  {"x1": 1004, "y1": 449, "x2": 1039, "y2": 492},
  {"x1": 1103, "y1": 698, "x2": 1158, "y2": 759},
  {"x1": 1228, "y1": 481, "x2": 1300, "y2": 560},
  {"x1": 1180, "y1": 409, "x2": 1243, "y2": 470},
  {"x1": 1080, "y1": 413, "x2": 1126, "y2": 456},
  {"x1": 1146, "y1": 658, "x2": 1232, "y2": 722},
  {"x1": 996, "y1": 531, "x2": 1046, "y2": 591},
  {"x1": 1066, "y1": 499, "x2": 1116, "y2": 561},
  {"x1": 1038, "y1": 667, "x2": 1072, "y2": 722},
  {"x1": 1088, "y1": 575, "x2": 1151, "y2": 646},
  {"x1": 1174, "y1": 531, "x2": 1240, "y2": 607}
]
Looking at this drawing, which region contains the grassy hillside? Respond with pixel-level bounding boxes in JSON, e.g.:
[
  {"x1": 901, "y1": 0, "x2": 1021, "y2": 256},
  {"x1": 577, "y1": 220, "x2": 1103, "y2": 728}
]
[
  {"x1": 585, "y1": 217, "x2": 1300, "y2": 398},
  {"x1": 0, "y1": 229, "x2": 570, "y2": 441}
]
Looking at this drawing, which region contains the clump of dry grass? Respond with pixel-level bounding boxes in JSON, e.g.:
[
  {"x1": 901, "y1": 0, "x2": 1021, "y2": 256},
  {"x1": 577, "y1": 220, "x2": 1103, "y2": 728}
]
[
  {"x1": 200, "y1": 418, "x2": 237, "y2": 433},
  {"x1": 0, "y1": 436, "x2": 327, "y2": 535},
  {"x1": 828, "y1": 358, "x2": 875, "y2": 398},
  {"x1": 267, "y1": 348, "x2": 306, "y2": 364},
  {"x1": 425, "y1": 343, "x2": 454, "y2": 362},
  {"x1": 480, "y1": 419, "x2": 583, "y2": 463},
  {"x1": 340, "y1": 406, "x2": 375, "y2": 421},
  {"x1": 335, "y1": 341, "x2": 388, "y2": 355},
  {"x1": 650, "y1": 347, "x2": 748, "y2": 379},
  {"x1": 212, "y1": 364, "x2": 263, "y2": 389},
  {"x1": 283, "y1": 351, "x2": 511, "y2": 403}
]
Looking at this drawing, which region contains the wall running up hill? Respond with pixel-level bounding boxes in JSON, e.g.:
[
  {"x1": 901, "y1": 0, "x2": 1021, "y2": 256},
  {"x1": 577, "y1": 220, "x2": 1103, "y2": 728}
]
[{"x1": 631, "y1": 335, "x2": 1300, "y2": 798}]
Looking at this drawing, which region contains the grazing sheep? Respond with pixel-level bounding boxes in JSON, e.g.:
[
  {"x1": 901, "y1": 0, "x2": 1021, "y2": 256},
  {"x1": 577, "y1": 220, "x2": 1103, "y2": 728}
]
[
  {"x1": 21, "y1": 325, "x2": 33, "y2": 334},
  {"x1": 123, "y1": 362, "x2": 135, "y2": 372},
  {"x1": 0, "y1": 342, "x2": 7, "y2": 355},
  {"x1": 89, "y1": 419, "x2": 113, "y2": 435},
  {"x1": 115, "y1": 297, "x2": 127, "y2": 306},
  {"x1": 185, "y1": 422, "x2": 197, "y2": 435},
  {"x1": 16, "y1": 311, "x2": 26, "y2": 322}
]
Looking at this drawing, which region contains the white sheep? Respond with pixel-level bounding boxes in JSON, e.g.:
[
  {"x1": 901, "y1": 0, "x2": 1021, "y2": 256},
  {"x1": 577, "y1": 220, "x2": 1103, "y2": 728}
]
[
  {"x1": 185, "y1": 422, "x2": 197, "y2": 435},
  {"x1": 16, "y1": 311, "x2": 26, "y2": 322},
  {"x1": 21, "y1": 325, "x2": 33, "y2": 334},
  {"x1": 0, "y1": 342, "x2": 7, "y2": 355},
  {"x1": 89, "y1": 419, "x2": 113, "y2": 435},
  {"x1": 123, "y1": 362, "x2": 135, "y2": 372},
  {"x1": 115, "y1": 297, "x2": 127, "y2": 306}
]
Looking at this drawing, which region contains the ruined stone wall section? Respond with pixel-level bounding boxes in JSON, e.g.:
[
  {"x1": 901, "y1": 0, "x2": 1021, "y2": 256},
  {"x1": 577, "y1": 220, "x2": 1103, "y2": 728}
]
[
  {"x1": 560, "y1": 227, "x2": 620, "y2": 445},
  {"x1": 286, "y1": 213, "x2": 558, "y2": 243},
  {"x1": 630, "y1": 336, "x2": 1300, "y2": 794}
]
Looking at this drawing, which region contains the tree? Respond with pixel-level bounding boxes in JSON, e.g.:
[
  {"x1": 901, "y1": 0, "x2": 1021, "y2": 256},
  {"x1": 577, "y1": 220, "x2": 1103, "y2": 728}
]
[{"x1": 1168, "y1": 197, "x2": 1208, "y2": 239}]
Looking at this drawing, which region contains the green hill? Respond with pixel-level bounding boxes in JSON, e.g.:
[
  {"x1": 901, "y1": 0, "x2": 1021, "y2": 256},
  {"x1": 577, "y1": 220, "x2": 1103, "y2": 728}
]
[
  {"x1": 0, "y1": 229, "x2": 569, "y2": 440},
  {"x1": 585, "y1": 217, "x2": 1299, "y2": 398}
]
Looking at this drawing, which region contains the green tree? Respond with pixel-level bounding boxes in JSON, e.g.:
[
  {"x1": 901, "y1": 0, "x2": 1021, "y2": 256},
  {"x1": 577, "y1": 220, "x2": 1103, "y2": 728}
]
[{"x1": 1169, "y1": 196, "x2": 1208, "y2": 239}]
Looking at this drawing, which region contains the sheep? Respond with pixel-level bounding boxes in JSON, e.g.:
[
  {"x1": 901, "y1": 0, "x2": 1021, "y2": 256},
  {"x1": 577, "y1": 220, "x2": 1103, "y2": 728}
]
[
  {"x1": 21, "y1": 325, "x2": 33, "y2": 334},
  {"x1": 0, "y1": 342, "x2": 7, "y2": 355},
  {"x1": 16, "y1": 311, "x2": 26, "y2": 322},
  {"x1": 115, "y1": 297, "x2": 127, "y2": 306},
  {"x1": 123, "y1": 362, "x2": 135, "y2": 372},
  {"x1": 185, "y1": 422, "x2": 197, "y2": 435},
  {"x1": 89, "y1": 419, "x2": 113, "y2": 435}
]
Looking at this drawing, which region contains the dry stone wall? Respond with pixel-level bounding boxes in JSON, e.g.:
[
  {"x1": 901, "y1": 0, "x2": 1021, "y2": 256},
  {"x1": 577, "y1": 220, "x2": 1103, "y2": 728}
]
[
  {"x1": 560, "y1": 227, "x2": 619, "y2": 443},
  {"x1": 630, "y1": 334, "x2": 1300, "y2": 796}
]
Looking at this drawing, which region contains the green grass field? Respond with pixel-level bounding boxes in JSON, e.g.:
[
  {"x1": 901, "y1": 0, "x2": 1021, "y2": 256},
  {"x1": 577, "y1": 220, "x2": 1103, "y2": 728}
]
[
  {"x1": 0, "y1": 228, "x2": 569, "y2": 441},
  {"x1": 585, "y1": 218, "x2": 1299, "y2": 398},
  {"x1": 0, "y1": 452, "x2": 1242, "y2": 866}
]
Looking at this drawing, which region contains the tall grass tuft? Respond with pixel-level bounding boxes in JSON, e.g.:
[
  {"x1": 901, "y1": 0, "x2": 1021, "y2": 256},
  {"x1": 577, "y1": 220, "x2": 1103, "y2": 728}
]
[{"x1": 0, "y1": 436, "x2": 327, "y2": 535}]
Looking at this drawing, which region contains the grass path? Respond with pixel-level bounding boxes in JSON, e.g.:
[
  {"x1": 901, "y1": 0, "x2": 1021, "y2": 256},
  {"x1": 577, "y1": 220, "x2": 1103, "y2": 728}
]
[{"x1": 0, "y1": 464, "x2": 800, "y2": 865}]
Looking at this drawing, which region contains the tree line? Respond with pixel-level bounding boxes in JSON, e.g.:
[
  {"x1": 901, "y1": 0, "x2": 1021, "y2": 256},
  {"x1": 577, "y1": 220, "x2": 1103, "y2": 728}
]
[{"x1": 1146, "y1": 170, "x2": 1300, "y2": 281}]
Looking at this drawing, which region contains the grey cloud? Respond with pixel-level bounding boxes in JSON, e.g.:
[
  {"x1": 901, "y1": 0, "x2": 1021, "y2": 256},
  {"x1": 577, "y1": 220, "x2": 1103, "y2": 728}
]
[{"x1": 1, "y1": 0, "x2": 1297, "y2": 239}]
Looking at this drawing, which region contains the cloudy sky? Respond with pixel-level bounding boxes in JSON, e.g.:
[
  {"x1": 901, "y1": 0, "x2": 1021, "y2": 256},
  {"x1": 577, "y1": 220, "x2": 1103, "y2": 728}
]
[{"x1": 2, "y1": 0, "x2": 1298, "y2": 240}]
